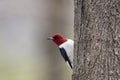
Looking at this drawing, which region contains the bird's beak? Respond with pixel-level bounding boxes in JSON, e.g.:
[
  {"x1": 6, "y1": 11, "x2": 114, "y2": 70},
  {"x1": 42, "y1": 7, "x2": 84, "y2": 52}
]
[{"x1": 47, "y1": 37, "x2": 53, "y2": 40}]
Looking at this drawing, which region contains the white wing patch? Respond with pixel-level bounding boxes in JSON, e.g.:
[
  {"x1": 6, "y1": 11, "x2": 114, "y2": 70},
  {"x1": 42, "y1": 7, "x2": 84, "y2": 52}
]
[{"x1": 59, "y1": 39, "x2": 74, "y2": 66}]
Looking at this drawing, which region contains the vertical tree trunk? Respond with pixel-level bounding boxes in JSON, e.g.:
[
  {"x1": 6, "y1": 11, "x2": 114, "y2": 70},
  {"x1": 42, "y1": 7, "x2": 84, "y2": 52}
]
[{"x1": 73, "y1": 0, "x2": 120, "y2": 80}]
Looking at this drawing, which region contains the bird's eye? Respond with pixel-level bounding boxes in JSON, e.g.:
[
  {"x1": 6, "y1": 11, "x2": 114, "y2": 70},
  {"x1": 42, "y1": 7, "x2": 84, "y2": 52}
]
[{"x1": 53, "y1": 36, "x2": 59, "y2": 39}]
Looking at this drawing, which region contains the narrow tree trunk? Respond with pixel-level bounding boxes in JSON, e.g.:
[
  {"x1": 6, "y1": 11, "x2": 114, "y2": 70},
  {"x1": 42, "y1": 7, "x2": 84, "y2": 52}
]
[{"x1": 73, "y1": 0, "x2": 120, "y2": 80}]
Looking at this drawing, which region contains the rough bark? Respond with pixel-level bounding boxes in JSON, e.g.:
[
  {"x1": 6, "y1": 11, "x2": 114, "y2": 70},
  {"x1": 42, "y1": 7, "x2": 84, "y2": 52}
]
[{"x1": 73, "y1": 0, "x2": 120, "y2": 80}]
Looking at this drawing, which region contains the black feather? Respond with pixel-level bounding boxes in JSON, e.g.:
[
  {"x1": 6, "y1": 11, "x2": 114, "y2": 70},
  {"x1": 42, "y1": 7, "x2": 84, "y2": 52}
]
[{"x1": 59, "y1": 48, "x2": 72, "y2": 69}]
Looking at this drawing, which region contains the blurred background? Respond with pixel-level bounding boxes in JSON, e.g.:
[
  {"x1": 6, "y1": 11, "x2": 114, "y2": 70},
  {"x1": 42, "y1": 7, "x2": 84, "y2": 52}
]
[{"x1": 0, "y1": 0, "x2": 74, "y2": 80}]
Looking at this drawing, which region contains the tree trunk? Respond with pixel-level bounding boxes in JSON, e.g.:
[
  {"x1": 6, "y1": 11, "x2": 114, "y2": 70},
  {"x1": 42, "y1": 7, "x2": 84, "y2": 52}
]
[{"x1": 73, "y1": 0, "x2": 120, "y2": 80}]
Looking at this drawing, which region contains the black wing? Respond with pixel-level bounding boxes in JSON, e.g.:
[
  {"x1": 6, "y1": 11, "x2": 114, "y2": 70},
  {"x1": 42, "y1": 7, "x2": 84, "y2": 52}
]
[{"x1": 59, "y1": 48, "x2": 72, "y2": 69}]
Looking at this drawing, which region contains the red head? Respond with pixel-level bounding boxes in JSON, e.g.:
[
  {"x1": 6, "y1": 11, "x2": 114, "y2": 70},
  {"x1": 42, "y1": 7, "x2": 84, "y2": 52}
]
[{"x1": 48, "y1": 33, "x2": 67, "y2": 46}]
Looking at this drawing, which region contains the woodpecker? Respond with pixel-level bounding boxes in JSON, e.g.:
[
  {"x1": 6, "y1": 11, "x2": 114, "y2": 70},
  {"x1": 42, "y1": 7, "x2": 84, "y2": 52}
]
[{"x1": 47, "y1": 33, "x2": 74, "y2": 69}]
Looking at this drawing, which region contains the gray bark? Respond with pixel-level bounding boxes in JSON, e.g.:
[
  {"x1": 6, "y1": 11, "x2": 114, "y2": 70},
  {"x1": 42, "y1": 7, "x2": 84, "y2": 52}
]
[{"x1": 73, "y1": 0, "x2": 120, "y2": 80}]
